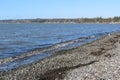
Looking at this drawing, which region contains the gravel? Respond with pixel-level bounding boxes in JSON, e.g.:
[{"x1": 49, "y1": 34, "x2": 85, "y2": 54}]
[
  {"x1": 64, "y1": 42, "x2": 120, "y2": 80},
  {"x1": 0, "y1": 32, "x2": 120, "y2": 80}
]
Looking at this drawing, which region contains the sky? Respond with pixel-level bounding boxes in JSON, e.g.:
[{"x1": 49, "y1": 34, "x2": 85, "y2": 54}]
[{"x1": 0, "y1": 0, "x2": 120, "y2": 20}]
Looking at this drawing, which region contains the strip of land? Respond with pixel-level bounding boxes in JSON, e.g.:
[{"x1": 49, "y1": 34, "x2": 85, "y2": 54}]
[
  {"x1": 0, "y1": 17, "x2": 120, "y2": 24},
  {"x1": 0, "y1": 32, "x2": 120, "y2": 80}
]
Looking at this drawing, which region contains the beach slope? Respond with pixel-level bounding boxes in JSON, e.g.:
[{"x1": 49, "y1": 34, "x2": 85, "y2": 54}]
[{"x1": 1, "y1": 32, "x2": 120, "y2": 80}]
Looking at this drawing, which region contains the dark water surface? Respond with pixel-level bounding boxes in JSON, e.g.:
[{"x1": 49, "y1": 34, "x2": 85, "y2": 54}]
[
  {"x1": 0, "y1": 24, "x2": 120, "y2": 71},
  {"x1": 0, "y1": 24, "x2": 120, "y2": 58}
]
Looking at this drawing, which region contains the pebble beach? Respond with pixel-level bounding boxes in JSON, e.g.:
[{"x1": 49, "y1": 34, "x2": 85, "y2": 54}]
[{"x1": 0, "y1": 32, "x2": 120, "y2": 80}]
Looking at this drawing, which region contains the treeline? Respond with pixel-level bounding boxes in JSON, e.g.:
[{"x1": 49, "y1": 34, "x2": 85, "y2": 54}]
[{"x1": 0, "y1": 16, "x2": 120, "y2": 23}]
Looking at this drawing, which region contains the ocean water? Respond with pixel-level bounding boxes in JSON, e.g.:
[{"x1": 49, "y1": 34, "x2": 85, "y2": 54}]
[
  {"x1": 0, "y1": 23, "x2": 120, "y2": 59},
  {"x1": 0, "y1": 24, "x2": 120, "y2": 70}
]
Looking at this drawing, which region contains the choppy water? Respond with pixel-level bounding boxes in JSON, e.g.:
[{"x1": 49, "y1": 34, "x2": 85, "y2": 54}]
[{"x1": 0, "y1": 23, "x2": 120, "y2": 71}]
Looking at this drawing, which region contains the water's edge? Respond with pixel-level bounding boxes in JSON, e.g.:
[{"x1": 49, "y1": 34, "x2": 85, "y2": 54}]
[{"x1": 0, "y1": 32, "x2": 109, "y2": 71}]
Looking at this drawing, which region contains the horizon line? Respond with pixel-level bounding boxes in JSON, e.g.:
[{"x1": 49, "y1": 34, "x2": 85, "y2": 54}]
[
  {"x1": 0, "y1": 17, "x2": 119, "y2": 20},
  {"x1": 1, "y1": 16, "x2": 120, "y2": 20}
]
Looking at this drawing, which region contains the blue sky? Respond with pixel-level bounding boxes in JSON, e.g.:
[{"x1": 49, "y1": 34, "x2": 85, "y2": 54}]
[{"x1": 0, "y1": 0, "x2": 120, "y2": 19}]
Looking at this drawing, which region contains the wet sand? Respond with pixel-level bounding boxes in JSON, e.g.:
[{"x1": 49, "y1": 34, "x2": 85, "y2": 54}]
[{"x1": 0, "y1": 32, "x2": 120, "y2": 80}]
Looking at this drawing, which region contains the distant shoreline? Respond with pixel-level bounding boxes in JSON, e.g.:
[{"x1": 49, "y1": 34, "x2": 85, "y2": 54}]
[
  {"x1": 1, "y1": 22, "x2": 119, "y2": 24},
  {"x1": 0, "y1": 17, "x2": 120, "y2": 24}
]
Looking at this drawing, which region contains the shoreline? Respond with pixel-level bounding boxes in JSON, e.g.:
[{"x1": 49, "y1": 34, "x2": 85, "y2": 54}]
[
  {"x1": 0, "y1": 31, "x2": 120, "y2": 79},
  {"x1": 0, "y1": 34, "x2": 99, "y2": 70},
  {"x1": 0, "y1": 22, "x2": 120, "y2": 24}
]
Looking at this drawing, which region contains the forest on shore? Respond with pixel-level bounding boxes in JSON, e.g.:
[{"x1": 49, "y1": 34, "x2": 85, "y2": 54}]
[{"x1": 0, "y1": 16, "x2": 120, "y2": 24}]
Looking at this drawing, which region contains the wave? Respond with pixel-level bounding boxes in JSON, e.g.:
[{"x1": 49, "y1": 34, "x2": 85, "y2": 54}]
[{"x1": 0, "y1": 33, "x2": 106, "y2": 71}]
